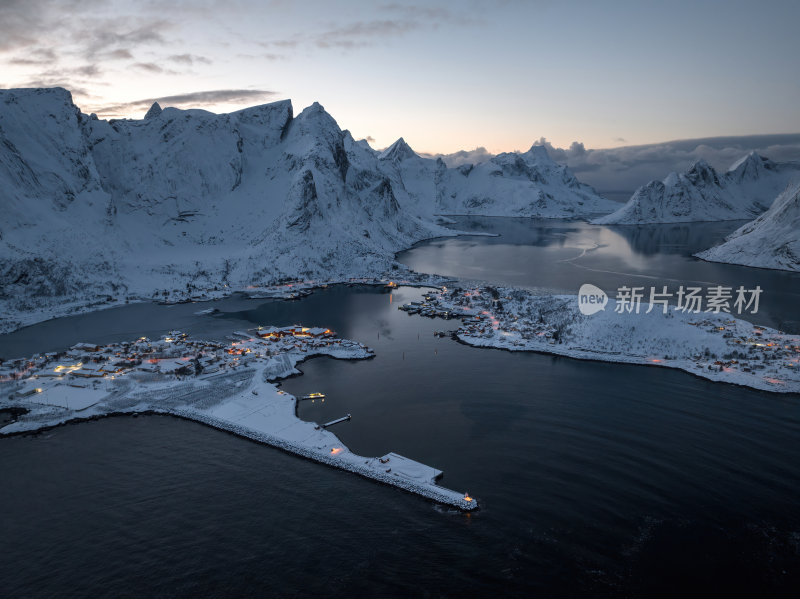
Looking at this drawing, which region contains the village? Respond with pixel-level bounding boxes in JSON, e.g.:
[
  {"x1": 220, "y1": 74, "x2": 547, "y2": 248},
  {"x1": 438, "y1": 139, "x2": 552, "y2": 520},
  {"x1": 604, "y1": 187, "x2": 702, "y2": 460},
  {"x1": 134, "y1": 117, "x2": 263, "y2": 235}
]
[
  {"x1": 0, "y1": 324, "x2": 366, "y2": 403},
  {"x1": 0, "y1": 323, "x2": 477, "y2": 512},
  {"x1": 399, "y1": 285, "x2": 800, "y2": 394}
]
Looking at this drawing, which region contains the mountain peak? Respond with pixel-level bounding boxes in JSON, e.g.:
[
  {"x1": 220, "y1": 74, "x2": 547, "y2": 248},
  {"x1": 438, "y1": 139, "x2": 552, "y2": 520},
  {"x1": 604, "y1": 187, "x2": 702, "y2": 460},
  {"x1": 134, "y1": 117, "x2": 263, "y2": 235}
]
[
  {"x1": 144, "y1": 102, "x2": 162, "y2": 120},
  {"x1": 688, "y1": 158, "x2": 713, "y2": 172},
  {"x1": 379, "y1": 137, "x2": 418, "y2": 162},
  {"x1": 728, "y1": 150, "x2": 763, "y2": 171},
  {"x1": 686, "y1": 159, "x2": 720, "y2": 187},
  {"x1": 726, "y1": 151, "x2": 774, "y2": 183},
  {"x1": 526, "y1": 144, "x2": 553, "y2": 163},
  {"x1": 293, "y1": 101, "x2": 342, "y2": 137}
]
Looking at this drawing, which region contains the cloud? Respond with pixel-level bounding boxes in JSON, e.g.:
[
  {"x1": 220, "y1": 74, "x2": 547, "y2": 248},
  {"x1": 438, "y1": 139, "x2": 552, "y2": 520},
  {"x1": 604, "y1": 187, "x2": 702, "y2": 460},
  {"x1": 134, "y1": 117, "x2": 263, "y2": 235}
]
[
  {"x1": 14, "y1": 61, "x2": 105, "y2": 97},
  {"x1": 73, "y1": 63, "x2": 102, "y2": 77},
  {"x1": 132, "y1": 62, "x2": 165, "y2": 73},
  {"x1": 1, "y1": 1, "x2": 177, "y2": 95},
  {"x1": 261, "y1": 4, "x2": 469, "y2": 51},
  {"x1": 76, "y1": 19, "x2": 170, "y2": 60},
  {"x1": 420, "y1": 146, "x2": 494, "y2": 167},
  {"x1": 8, "y1": 47, "x2": 58, "y2": 65},
  {"x1": 103, "y1": 48, "x2": 134, "y2": 60},
  {"x1": 365, "y1": 135, "x2": 376, "y2": 143},
  {"x1": 0, "y1": 0, "x2": 60, "y2": 51},
  {"x1": 92, "y1": 89, "x2": 280, "y2": 117},
  {"x1": 539, "y1": 134, "x2": 800, "y2": 192},
  {"x1": 262, "y1": 18, "x2": 422, "y2": 50},
  {"x1": 314, "y1": 19, "x2": 420, "y2": 49},
  {"x1": 168, "y1": 53, "x2": 212, "y2": 65},
  {"x1": 19, "y1": 78, "x2": 92, "y2": 97},
  {"x1": 428, "y1": 134, "x2": 800, "y2": 193}
]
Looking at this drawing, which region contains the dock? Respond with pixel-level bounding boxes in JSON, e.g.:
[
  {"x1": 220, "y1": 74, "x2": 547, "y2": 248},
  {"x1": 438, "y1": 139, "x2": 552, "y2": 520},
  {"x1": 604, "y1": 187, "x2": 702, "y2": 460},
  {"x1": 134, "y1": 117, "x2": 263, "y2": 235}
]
[{"x1": 322, "y1": 414, "x2": 351, "y2": 428}]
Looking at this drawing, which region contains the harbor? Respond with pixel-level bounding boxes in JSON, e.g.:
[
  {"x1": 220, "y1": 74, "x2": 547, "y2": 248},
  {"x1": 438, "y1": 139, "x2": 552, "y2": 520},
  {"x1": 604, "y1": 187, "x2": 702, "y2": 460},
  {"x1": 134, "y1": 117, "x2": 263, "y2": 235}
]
[{"x1": 0, "y1": 324, "x2": 477, "y2": 512}]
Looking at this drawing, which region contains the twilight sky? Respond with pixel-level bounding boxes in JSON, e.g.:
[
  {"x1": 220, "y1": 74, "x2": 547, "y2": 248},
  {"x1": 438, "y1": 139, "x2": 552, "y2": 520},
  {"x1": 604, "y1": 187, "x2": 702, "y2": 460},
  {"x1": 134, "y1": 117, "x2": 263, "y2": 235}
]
[{"x1": 1, "y1": 0, "x2": 799, "y2": 155}]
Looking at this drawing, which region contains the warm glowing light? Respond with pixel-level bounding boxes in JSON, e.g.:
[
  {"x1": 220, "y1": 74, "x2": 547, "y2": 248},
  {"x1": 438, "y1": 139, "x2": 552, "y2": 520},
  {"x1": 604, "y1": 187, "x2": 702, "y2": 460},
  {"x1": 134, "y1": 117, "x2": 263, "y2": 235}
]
[
  {"x1": 54, "y1": 362, "x2": 82, "y2": 373},
  {"x1": 464, "y1": 492, "x2": 473, "y2": 502},
  {"x1": 330, "y1": 447, "x2": 343, "y2": 455},
  {"x1": 651, "y1": 359, "x2": 661, "y2": 363}
]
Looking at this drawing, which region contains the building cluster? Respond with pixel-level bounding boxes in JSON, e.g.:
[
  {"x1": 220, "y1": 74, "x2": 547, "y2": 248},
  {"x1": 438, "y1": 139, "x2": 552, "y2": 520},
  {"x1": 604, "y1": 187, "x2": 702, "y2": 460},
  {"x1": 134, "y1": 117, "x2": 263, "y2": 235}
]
[
  {"x1": 687, "y1": 321, "x2": 800, "y2": 374},
  {"x1": 400, "y1": 286, "x2": 559, "y2": 343},
  {"x1": 401, "y1": 286, "x2": 800, "y2": 386},
  {"x1": 1, "y1": 325, "x2": 360, "y2": 401}
]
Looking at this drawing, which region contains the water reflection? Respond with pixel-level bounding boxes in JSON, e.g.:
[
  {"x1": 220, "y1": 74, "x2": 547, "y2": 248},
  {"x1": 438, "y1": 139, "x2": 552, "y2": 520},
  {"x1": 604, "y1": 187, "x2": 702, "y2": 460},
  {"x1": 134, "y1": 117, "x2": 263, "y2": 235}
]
[{"x1": 400, "y1": 216, "x2": 800, "y2": 332}]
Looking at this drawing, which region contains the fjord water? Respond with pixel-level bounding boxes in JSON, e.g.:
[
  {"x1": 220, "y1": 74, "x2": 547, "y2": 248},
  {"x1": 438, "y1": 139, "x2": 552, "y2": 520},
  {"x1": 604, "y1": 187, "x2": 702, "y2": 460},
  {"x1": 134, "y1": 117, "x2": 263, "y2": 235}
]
[
  {"x1": 400, "y1": 216, "x2": 800, "y2": 333},
  {"x1": 1, "y1": 219, "x2": 799, "y2": 597}
]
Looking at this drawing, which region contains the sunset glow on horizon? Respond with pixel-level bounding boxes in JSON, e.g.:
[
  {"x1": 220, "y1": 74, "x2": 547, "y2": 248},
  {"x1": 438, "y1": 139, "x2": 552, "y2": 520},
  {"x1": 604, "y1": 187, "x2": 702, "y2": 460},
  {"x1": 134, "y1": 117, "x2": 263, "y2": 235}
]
[{"x1": 2, "y1": 0, "x2": 799, "y2": 155}]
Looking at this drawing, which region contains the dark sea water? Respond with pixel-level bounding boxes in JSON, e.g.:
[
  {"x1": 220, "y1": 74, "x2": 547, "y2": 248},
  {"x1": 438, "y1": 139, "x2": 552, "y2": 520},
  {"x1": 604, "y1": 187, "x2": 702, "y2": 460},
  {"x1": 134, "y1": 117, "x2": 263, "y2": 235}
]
[{"x1": 1, "y1": 218, "x2": 799, "y2": 598}]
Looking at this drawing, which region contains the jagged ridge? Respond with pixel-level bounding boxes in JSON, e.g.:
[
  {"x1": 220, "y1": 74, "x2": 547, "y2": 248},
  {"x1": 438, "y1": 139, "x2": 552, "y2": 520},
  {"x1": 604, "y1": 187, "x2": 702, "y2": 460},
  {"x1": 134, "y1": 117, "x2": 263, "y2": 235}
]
[{"x1": 594, "y1": 152, "x2": 800, "y2": 224}]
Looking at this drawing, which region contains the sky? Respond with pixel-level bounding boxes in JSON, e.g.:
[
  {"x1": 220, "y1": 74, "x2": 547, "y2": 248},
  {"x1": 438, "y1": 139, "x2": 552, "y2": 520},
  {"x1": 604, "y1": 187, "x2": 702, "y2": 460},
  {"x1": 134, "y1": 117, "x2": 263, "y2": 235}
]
[{"x1": 1, "y1": 0, "x2": 799, "y2": 156}]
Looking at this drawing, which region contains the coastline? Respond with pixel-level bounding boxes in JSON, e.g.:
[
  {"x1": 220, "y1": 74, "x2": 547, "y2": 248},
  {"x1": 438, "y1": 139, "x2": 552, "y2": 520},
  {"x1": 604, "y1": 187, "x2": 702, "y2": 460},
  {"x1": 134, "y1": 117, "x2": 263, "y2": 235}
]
[
  {"x1": 401, "y1": 286, "x2": 800, "y2": 395},
  {"x1": 0, "y1": 274, "x2": 452, "y2": 337},
  {"x1": 0, "y1": 331, "x2": 477, "y2": 512}
]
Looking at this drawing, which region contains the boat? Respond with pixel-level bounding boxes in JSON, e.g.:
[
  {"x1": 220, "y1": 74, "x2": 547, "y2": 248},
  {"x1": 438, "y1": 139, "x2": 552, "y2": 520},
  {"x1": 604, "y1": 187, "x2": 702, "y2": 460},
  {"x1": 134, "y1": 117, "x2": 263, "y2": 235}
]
[{"x1": 301, "y1": 392, "x2": 326, "y2": 400}]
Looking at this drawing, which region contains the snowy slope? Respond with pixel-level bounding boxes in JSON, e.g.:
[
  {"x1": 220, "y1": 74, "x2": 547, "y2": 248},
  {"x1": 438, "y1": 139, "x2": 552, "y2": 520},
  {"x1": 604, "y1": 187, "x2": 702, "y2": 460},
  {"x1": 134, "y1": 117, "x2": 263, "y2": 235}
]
[
  {"x1": 376, "y1": 139, "x2": 618, "y2": 218},
  {"x1": 0, "y1": 88, "x2": 452, "y2": 325},
  {"x1": 593, "y1": 153, "x2": 800, "y2": 224},
  {"x1": 0, "y1": 87, "x2": 617, "y2": 331},
  {"x1": 695, "y1": 182, "x2": 800, "y2": 271}
]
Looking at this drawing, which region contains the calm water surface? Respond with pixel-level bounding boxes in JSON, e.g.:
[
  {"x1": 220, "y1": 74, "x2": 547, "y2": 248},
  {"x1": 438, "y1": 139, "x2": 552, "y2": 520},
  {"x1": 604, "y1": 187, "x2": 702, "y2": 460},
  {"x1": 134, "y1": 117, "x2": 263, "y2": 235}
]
[
  {"x1": 400, "y1": 216, "x2": 800, "y2": 332},
  {"x1": 1, "y1": 218, "x2": 799, "y2": 597}
]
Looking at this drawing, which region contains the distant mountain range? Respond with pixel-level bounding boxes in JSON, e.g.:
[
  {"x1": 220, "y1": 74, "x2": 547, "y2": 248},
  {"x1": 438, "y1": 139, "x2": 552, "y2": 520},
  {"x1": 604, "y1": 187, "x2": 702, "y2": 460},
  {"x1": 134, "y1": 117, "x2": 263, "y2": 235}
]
[
  {"x1": 377, "y1": 138, "x2": 617, "y2": 218},
  {"x1": 424, "y1": 134, "x2": 800, "y2": 193},
  {"x1": 593, "y1": 152, "x2": 800, "y2": 224}
]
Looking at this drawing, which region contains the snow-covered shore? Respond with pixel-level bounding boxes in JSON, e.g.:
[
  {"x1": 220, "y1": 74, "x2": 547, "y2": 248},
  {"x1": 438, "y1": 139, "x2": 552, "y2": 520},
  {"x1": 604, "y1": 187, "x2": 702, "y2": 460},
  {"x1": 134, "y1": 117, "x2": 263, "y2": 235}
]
[
  {"x1": 401, "y1": 286, "x2": 800, "y2": 394},
  {"x1": 0, "y1": 329, "x2": 476, "y2": 511},
  {"x1": 0, "y1": 272, "x2": 450, "y2": 336},
  {"x1": 695, "y1": 182, "x2": 800, "y2": 272}
]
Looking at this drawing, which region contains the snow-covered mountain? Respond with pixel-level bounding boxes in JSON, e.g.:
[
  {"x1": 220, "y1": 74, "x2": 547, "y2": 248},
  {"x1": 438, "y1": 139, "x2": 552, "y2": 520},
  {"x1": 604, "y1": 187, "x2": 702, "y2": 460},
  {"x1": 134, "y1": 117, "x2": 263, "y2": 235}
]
[
  {"x1": 0, "y1": 88, "x2": 453, "y2": 320},
  {"x1": 695, "y1": 182, "x2": 800, "y2": 271},
  {"x1": 593, "y1": 153, "x2": 800, "y2": 225},
  {"x1": 376, "y1": 139, "x2": 618, "y2": 218},
  {"x1": 0, "y1": 87, "x2": 615, "y2": 330}
]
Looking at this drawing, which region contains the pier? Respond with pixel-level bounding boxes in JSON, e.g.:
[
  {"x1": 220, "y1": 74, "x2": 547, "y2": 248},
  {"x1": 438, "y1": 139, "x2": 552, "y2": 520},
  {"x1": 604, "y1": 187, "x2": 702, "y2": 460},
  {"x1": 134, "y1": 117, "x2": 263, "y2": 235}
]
[{"x1": 322, "y1": 414, "x2": 351, "y2": 428}]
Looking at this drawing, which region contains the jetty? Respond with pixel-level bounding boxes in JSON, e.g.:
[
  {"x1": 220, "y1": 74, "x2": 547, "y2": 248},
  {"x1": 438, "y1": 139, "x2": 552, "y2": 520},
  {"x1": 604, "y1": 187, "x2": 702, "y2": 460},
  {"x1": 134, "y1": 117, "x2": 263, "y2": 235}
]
[{"x1": 322, "y1": 414, "x2": 351, "y2": 428}]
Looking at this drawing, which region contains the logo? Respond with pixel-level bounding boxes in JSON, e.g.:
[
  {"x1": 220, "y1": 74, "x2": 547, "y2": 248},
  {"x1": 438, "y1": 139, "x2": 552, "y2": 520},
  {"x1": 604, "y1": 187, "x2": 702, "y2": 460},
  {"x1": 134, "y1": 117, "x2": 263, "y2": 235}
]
[{"x1": 578, "y1": 283, "x2": 607, "y2": 315}]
